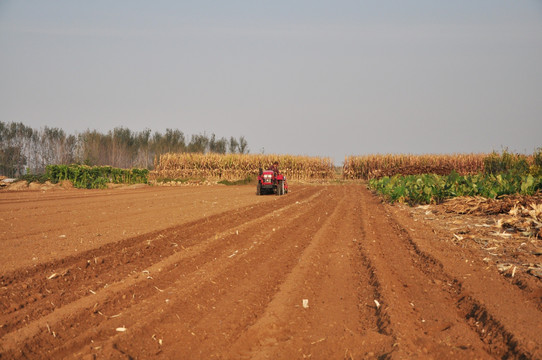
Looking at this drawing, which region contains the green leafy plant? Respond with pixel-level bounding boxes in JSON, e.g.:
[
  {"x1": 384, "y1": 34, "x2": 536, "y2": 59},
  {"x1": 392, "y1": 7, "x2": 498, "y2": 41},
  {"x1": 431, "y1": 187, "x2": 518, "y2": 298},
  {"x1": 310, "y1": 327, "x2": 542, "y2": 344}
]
[
  {"x1": 17, "y1": 173, "x2": 50, "y2": 184},
  {"x1": 369, "y1": 171, "x2": 542, "y2": 205},
  {"x1": 45, "y1": 164, "x2": 149, "y2": 189}
]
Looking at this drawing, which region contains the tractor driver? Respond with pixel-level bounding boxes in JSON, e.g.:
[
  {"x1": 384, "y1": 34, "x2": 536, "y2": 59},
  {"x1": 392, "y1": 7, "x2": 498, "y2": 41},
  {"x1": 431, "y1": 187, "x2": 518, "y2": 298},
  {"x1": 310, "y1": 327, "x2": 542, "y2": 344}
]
[{"x1": 268, "y1": 161, "x2": 279, "y2": 175}]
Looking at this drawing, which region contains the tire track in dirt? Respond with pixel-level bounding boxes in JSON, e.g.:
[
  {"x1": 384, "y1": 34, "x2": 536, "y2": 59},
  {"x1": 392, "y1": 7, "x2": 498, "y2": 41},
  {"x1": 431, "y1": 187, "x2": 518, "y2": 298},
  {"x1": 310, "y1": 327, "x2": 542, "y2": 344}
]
[
  {"x1": 2, "y1": 184, "x2": 541, "y2": 359},
  {"x1": 356, "y1": 230, "x2": 393, "y2": 339},
  {"x1": 357, "y1": 186, "x2": 541, "y2": 359},
  {"x1": 85, "y1": 188, "x2": 341, "y2": 359},
  {"x1": 0, "y1": 187, "x2": 324, "y2": 358},
  {"x1": 385, "y1": 205, "x2": 542, "y2": 358},
  {"x1": 387, "y1": 217, "x2": 535, "y2": 359},
  {"x1": 0, "y1": 188, "x2": 318, "y2": 353},
  {"x1": 0, "y1": 186, "x2": 279, "y2": 273},
  {"x1": 69, "y1": 185, "x2": 392, "y2": 359},
  {"x1": 224, "y1": 185, "x2": 395, "y2": 360}
]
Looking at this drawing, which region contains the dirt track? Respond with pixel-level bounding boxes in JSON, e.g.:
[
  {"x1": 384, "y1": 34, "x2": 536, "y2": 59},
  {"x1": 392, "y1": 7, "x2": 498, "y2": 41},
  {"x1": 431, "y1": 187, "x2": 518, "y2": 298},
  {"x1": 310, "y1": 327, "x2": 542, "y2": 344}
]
[{"x1": 1, "y1": 184, "x2": 541, "y2": 359}]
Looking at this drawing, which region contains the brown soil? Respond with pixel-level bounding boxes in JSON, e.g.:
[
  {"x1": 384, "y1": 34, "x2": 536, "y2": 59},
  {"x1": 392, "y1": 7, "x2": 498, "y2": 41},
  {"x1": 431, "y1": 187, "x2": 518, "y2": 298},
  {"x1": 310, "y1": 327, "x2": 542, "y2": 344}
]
[{"x1": 0, "y1": 184, "x2": 540, "y2": 359}]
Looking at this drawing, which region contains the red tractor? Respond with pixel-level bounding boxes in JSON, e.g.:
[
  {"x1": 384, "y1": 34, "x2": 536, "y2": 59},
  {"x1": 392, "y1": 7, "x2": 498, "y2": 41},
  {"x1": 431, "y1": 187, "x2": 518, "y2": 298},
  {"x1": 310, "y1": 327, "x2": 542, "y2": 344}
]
[{"x1": 257, "y1": 168, "x2": 288, "y2": 195}]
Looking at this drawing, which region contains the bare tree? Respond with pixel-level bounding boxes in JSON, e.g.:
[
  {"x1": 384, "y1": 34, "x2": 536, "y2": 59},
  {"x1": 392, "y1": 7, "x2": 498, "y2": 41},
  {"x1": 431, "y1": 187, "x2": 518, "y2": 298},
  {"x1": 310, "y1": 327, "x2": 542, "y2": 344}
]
[
  {"x1": 238, "y1": 136, "x2": 249, "y2": 154},
  {"x1": 187, "y1": 133, "x2": 209, "y2": 153},
  {"x1": 228, "y1": 137, "x2": 239, "y2": 153},
  {"x1": 0, "y1": 121, "x2": 249, "y2": 173}
]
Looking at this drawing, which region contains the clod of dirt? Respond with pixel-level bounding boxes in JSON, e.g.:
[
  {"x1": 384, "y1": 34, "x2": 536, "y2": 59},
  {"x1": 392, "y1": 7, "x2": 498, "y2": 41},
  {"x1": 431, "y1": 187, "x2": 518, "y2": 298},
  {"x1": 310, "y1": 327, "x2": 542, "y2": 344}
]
[
  {"x1": 6, "y1": 181, "x2": 29, "y2": 191},
  {"x1": 60, "y1": 180, "x2": 74, "y2": 189}
]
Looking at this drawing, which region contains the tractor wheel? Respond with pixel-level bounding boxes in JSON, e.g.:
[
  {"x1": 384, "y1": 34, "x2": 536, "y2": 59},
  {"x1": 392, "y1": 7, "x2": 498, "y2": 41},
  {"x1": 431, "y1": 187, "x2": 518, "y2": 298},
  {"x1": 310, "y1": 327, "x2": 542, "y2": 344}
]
[{"x1": 256, "y1": 183, "x2": 262, "y2": 195}]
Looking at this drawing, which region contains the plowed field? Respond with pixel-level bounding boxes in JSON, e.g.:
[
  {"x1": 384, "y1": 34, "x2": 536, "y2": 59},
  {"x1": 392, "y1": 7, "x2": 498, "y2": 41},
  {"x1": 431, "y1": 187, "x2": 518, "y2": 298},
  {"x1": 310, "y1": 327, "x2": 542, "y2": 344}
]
[{"x1": 1, "y1": 185, "x2": 541, "y2": 359}]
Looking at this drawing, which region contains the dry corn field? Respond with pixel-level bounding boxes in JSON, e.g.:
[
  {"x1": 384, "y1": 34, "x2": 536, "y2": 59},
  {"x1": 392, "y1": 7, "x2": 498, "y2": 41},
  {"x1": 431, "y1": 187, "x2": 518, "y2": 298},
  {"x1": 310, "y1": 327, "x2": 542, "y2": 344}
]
[
  {"x1": 343, "y1": 153, "x2": 488, "y2": 179},
  {"x1": 151, "y1": 153, "x2": 335, "y2": 181}
]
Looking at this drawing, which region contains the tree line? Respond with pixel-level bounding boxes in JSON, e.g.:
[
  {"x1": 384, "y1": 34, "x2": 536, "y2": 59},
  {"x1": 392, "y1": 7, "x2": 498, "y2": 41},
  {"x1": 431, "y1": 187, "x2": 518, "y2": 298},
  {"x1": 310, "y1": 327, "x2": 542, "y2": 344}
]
[{"x1": 0, "y1": 121, "x2": 248, "y2": 177}]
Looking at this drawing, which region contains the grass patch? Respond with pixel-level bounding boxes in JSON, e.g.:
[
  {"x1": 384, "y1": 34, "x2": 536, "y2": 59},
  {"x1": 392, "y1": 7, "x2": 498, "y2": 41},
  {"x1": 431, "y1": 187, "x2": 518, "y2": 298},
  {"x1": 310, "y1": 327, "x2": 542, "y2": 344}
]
[
  {"x1": 217, "y1": 176, "x2": 254, "y2": 186},
  {"x1": 17, "y1": 174, "x2": 50, "y2": 184}
]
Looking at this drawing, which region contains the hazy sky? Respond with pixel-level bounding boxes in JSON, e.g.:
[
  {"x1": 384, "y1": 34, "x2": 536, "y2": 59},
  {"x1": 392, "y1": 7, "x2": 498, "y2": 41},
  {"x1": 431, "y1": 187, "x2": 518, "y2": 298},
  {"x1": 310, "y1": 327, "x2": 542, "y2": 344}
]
[{"x1": 1, "y1": 1, "x2": 541, "y2": 164}]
